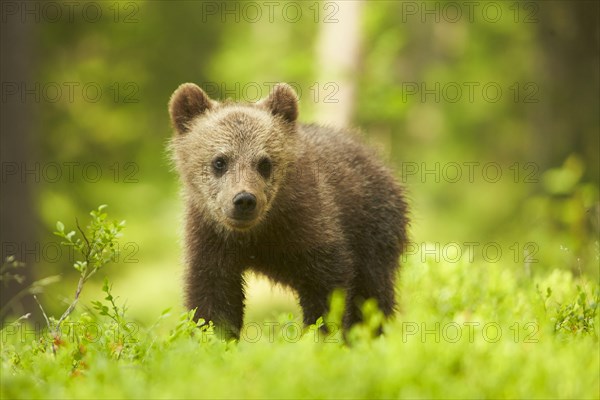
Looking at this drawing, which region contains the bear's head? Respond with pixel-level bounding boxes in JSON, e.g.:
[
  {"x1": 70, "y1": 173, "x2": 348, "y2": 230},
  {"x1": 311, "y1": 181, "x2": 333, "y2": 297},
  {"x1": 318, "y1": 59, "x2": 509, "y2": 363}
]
[{"x1": 169, "y1": 83, "x2": 298, "y2": 232}]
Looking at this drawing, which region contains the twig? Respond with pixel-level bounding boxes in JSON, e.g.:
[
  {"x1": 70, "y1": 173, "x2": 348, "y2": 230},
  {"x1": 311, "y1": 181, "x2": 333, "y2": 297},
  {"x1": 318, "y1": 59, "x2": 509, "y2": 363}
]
[
  {"x1": 76, "y1": 217, "x2": 92, "y2": 260},
  {"x1": 53, "y1": 217, "x2": 94, "y2": 329},
  {"x1": 33, "y1": 294, "x2": 51, "y2": 329},
  {"x1": 0, "y1": 275, "x2": 61, "y2": 319},
  {"x1": 56, "y1": 273, "x2": 86, "y2": 328},
  {"x1": 34, "y1": 294, "x2": 55, "y2": 356},
  {"x1": 13, "y1": 313, "x2": 31, "y2": 323}
]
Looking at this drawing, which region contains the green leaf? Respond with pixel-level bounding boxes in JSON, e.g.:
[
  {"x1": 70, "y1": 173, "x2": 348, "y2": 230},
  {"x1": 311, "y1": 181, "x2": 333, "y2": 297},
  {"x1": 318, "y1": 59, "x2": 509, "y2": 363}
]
[
  {"x1": 102, "y1": 278, "x2": 110, "y2": 293},
  {"x1": 74, "y1": 261, "x2": 87, "y2": 273}
]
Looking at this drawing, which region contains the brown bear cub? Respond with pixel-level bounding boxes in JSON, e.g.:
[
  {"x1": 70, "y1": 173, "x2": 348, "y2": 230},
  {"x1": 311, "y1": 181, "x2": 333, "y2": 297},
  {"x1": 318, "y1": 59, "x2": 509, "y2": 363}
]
[{"x1": 168, "y1": 83, "x2": 408, "y2": 339}]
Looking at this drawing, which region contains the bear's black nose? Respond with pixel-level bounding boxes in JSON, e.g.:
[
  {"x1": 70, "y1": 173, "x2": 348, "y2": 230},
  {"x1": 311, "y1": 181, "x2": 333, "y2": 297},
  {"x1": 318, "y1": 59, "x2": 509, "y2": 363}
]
[{"x1": 233, "y1": 192, "x2": 256, "y2": 213}]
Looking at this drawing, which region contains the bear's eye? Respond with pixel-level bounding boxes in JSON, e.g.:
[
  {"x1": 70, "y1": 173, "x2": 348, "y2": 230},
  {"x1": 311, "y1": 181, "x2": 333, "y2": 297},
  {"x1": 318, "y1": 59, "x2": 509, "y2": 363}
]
[
  {"x1": 212, "y1": 157, "x2": 227, "y2": 174},
  {"x1": 257, "y1": 157, "x2": 272, "y2": 179}
]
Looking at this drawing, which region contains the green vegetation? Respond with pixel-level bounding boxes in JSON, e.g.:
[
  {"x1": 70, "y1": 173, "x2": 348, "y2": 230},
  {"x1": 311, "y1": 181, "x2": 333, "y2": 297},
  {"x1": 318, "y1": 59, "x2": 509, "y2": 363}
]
[
  {"x1": 1, "y1": 1, "x2": 598, "y2": 398},
  {"x1": 1, "y1": 207, "x2": 599, "y2": 399}
]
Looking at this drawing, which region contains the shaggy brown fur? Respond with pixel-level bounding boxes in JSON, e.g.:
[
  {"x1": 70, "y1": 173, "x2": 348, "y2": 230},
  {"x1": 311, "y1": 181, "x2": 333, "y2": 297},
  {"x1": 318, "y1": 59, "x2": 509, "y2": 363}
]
[{"x1": 169, "y1": 83, "x2": 409, "y2": 338}]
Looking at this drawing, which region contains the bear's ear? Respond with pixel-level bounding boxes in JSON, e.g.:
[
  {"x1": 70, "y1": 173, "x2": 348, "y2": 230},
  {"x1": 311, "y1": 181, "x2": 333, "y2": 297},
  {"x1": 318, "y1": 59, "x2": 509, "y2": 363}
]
[
  {"x1": 259, "y1": 83, "x2": 298, "y2": 123},
  {"x1": 168, "y1": 83, "x2": 215, "y2": 135}
]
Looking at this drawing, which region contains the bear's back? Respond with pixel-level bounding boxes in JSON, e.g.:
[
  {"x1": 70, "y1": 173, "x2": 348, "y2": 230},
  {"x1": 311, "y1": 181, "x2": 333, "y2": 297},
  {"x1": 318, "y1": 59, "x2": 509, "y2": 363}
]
[
  {"x1": 297, "y1": 123, "x2": 401, "y2": 197},
  {"x1": 295, "y1": 123, "x2": 408, "y2": 252}
]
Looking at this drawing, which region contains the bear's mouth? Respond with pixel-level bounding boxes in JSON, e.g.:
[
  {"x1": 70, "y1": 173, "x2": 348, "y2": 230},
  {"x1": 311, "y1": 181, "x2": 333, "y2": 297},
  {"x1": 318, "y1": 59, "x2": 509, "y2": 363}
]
[
  {"x1": 225, "y1": 216, "x2": 258, "y2": 230},
  {"x1": 222, "y1": 207, "x2": 260, "y2": 230}
]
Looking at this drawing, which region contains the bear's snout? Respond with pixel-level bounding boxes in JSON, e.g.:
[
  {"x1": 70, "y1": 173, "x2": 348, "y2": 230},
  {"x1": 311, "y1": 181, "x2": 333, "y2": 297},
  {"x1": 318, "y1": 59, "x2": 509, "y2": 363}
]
[
  {"x1": 219, "y1": 186, "x2": 266, "y2": 230},
  {"x1": 232, "y1": 191, "x2": 257, "y2": 218}
]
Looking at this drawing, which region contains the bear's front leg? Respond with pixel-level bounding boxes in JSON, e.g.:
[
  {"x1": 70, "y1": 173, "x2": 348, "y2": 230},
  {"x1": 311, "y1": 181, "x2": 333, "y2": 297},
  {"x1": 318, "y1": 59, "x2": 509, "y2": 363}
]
[{"x1": 183, "y1": 248, "x2": 245, "y2": 340}]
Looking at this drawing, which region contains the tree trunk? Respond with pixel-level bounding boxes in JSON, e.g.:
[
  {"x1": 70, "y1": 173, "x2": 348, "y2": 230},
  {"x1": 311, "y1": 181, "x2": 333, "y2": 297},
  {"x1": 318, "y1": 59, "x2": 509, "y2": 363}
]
[
  {"x1": 314, "y1": 1, "x2": 364, "y2": 127},
  {"x1": 1, "y1": 14, "x2": 37, "y2": 321}
]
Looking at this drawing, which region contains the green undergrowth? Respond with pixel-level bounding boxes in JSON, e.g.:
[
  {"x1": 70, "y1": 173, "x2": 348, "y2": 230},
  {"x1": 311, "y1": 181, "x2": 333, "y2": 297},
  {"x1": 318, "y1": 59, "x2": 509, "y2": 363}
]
[{"x1": 1, "y1": 208, "x2": 599, "y2": 399}]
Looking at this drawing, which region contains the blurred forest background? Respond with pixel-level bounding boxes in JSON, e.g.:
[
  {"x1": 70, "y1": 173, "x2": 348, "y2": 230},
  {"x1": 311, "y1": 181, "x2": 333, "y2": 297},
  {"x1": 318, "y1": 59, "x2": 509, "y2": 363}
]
[{"x1": 1, "y1": 0, "x2": 598, "y2": 324}]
